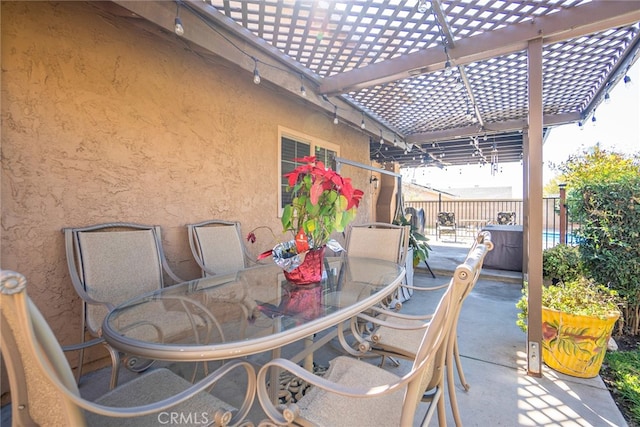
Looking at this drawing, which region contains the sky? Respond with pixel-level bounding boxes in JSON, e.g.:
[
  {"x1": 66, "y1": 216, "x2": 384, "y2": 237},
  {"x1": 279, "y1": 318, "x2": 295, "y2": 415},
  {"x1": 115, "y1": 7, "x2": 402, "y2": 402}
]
[{"x1": 404, "y1": 59, "x2": 640, "y2": 197}]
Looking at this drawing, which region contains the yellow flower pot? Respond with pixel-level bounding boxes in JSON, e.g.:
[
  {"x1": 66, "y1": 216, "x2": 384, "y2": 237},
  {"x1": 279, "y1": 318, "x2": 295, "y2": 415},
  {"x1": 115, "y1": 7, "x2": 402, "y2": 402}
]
[{"x1": 541, "y1": 307, "x2": 619, "y2": 378}]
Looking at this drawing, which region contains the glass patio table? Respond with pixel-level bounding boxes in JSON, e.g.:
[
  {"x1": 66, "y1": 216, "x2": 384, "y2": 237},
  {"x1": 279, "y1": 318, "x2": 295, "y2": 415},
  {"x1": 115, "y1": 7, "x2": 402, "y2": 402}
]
[{"x1": 102, "y1": 256, "x2": 405, "y2": 363}]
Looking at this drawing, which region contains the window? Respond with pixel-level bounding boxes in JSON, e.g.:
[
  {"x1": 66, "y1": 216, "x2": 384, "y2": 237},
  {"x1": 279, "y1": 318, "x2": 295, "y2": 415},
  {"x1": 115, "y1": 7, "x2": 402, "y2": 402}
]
[{"x1": 278, "y1": 127, "x2": 339, "y2": 212}]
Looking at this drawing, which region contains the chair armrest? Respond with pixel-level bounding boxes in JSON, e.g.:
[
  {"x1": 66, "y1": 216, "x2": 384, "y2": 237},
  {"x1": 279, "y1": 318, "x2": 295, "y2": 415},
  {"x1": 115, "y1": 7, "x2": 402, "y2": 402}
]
[
  {"x1": 357, "y1": 311, "x2": 432, "y2": 329},
  {"x1": 159, "y1": 256, "x2": 185, "y2": 285},
  {"x1": 61, "y1": 337, "x2": 105, "y2": 352},
  {"x1": 398, "y1": 282, "x2": 449, "y2": 292},
  {"x1": 361, "y1": 306, "x2": 434, "y2": 322}
]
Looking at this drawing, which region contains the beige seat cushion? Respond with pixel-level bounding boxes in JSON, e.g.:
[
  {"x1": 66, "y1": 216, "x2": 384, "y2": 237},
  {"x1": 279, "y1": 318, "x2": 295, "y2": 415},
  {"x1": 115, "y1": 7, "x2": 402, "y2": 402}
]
[
  {"x1": 88, "y1": 368, "x2": 235, "y2": 427},
  {"x1": 295, "y1": 356, "x2": 404, "y2": 427}
]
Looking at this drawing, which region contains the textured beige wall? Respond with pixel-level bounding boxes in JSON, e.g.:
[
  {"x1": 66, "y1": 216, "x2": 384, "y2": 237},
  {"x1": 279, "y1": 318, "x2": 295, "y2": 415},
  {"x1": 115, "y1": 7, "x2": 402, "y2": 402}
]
[{"x1": 1, "y1": 1, "x2": 371, "y2": 393}]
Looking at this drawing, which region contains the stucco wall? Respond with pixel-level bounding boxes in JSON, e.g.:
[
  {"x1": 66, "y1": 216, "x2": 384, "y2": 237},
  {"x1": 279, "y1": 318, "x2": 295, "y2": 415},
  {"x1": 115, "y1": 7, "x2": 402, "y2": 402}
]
[{"x1": 0, "y1": 1, "x2": 372, "y2": 395}]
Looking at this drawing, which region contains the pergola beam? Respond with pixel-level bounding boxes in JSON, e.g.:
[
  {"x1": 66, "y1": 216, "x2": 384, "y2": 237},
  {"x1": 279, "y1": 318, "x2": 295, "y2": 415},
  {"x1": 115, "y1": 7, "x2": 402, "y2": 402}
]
[{"x1": 404, "y1": 113, "x2": 580, "y2": 144}]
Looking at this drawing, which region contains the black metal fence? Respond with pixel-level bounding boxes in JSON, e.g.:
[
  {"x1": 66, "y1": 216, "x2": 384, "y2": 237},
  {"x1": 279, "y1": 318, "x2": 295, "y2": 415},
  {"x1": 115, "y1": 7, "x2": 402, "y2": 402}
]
[{"x1": 405, "y1": 197, "x2": 577, "y2": 248}]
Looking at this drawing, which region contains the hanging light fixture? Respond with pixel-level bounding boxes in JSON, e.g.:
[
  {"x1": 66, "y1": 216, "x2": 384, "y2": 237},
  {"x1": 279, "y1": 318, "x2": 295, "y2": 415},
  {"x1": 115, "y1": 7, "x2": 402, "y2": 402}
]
[
  {"x1": 333, "y1": 106, "x2": 339, "y2": 125},
  {"x1": 454, "y1": 77, "x2": 464, "y2": 91},
  {"x1": 417, "y1": 0, "x2": 431, "y2": 13},
  {"x1": 174, "y1": 3, "x2": 184, "y2": 36},
  {"x1": 491, "y1": 142, "x2": 499, "y2": 176},
  {"x1": 604, "y1": 92, "x2": 611, "y2": 104},
  {"x1": 379, "y1": 129, "x2": 384, "y2": 145},
  {"x1": 361, "y1": 112, "x2": 366, "y2": 129},
  {"x1": 624, "y1": 74, "x2": 632, "y2": 86},
  {"x1": 252, "y1": 59, "x2": 261, "y2": 84},
  {"x1": 299, "y1": 74, "x2": 307, "y2": 97},
  {"x1": 444, "y1": 60, "x2": 453, "y2": 76}
]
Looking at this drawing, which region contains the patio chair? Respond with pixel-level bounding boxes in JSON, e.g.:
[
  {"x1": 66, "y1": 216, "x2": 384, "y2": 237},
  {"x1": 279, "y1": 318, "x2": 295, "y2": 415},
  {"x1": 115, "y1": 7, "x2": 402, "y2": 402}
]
[
  {"x1": 0, "y1": 270, "x2": 256, "y2": 427},
  {"x1": 496, "y1": 211, "x2": 516, "y2": 225},
  {"x1": 344, "y1": 222, "x2": 410, "y2": 309},
  {"x1": 352, "y1": 231, "x2": 493, "y2": 426},
  {"x1": 62, "y1": 222, "x2": 185, "y2": 389},
  {"x1": 344, "y1": 222, "x2": 409, "y2": 265},
  {"x1": 187, "y1": 219, "x2": 268, "y2": 277},
  {"x1": 255, "y1": 245, "x2": 467, "y2": 427},
  {"x1": 436, "y1": 211, "x2": 458, "y2": 242}
]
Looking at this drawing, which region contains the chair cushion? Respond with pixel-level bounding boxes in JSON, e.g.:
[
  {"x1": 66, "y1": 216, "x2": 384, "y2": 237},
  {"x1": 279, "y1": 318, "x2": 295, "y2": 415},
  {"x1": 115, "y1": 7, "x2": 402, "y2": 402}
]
[
  {"x1": 347, "y1": 227, "x2": 402, "y2": 263},
  {"x1": 78, "y1": 230, "x2": 164, "y2": 332},
  {"x1": 295, "y1": 356, "x2": 404, "y2": 426},
  {"x1": 195, "y1": 225, "x2": 245, "y2": 276},
  {"x1": 437, "y1": 212, "x2": 456, "y2": 227},
  {"x1": 373, "y1": 316, "x2": 426, "y2": 357},
  {"x1": 88, "y1": 368, "x2": 235, "y2": 427}
]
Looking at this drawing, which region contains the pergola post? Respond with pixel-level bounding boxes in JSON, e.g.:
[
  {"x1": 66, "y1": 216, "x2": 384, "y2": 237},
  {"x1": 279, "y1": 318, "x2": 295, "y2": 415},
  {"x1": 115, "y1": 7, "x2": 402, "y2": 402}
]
[{"x1": 526, "y1": 38, "x2": 544, "y2": 376}]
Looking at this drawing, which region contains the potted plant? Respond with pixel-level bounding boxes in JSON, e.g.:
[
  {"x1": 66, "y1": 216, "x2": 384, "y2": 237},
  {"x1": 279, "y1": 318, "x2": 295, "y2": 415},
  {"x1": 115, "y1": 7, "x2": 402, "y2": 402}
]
[
  {"x1": 516, "y1": 277, "x2": 621, "y2": 378},
  {"x1": 393, "y1": 212, "x2": 431, "y2": 268},
  {"x1": 275, "y1": 156, "x2": 363, "y2": 284}
]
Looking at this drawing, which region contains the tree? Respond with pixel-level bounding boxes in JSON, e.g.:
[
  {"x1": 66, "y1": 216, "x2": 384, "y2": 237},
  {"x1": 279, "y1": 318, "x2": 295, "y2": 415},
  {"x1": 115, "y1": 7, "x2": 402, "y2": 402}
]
[{"x1": 543, "y1": 175, "x2": 565, "y2": 197}]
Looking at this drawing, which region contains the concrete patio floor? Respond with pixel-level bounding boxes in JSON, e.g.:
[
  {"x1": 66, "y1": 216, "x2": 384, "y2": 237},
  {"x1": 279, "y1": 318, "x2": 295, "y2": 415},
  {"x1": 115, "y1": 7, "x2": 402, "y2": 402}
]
[
  {"x1": 411, "y1": 239, "x2": 627, "y2": 426},
  {"x1": 2, "y1": 239, "x2": 627, "y2": 426}
]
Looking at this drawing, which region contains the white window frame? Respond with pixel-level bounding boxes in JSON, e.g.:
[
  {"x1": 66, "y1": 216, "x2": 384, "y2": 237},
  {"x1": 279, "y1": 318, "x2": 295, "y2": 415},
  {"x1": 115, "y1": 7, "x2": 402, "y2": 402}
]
[{"x1": 277, "y1": 126, "x2": 340, "y2": 217}]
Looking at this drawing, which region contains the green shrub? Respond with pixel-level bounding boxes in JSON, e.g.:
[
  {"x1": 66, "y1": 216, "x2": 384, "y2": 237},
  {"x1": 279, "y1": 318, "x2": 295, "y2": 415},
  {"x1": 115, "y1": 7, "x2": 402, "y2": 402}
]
[
  {"x1": 543, "y1": 244, "x2": 582, "y2": 283},
  {"x1": 558, "y1": 147, "x2": 640, "y2": 335}
]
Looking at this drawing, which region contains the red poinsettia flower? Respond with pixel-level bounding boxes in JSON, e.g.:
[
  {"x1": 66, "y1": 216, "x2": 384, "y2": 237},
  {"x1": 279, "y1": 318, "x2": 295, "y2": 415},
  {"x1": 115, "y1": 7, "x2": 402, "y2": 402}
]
[{"x1": 281, "y1": 156, "x2": 363, "y2": 247}]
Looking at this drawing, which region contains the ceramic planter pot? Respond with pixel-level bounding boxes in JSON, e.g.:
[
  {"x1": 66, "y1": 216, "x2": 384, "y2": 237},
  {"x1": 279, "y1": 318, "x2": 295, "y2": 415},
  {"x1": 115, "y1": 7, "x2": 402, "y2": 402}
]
[{"x1": 541, "y1": 306, "x2": 619, "y2": 378}]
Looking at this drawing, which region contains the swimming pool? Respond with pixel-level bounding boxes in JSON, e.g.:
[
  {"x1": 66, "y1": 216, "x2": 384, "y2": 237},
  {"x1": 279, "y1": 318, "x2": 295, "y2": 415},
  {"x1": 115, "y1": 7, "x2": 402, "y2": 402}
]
[{"x1": 542, "y1": 230, "x2": 578, "y2": 248}]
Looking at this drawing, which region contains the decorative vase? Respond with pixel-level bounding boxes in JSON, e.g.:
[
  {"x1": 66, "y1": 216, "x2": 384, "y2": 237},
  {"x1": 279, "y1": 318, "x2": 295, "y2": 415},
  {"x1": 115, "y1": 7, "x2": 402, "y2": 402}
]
[
  {"x1": 284, "y1": 246, "x2": 326, "y2": 285},
  {"x1": 541, "y1": 306, "x2": 620, "y2": 378}
]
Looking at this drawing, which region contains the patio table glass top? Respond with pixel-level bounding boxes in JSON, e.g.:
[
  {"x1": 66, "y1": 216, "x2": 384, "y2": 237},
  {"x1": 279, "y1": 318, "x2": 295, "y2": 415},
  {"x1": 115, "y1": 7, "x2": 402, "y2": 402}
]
[{"x1": 102, "y1": 256, "x2": 405, "y2": 362}]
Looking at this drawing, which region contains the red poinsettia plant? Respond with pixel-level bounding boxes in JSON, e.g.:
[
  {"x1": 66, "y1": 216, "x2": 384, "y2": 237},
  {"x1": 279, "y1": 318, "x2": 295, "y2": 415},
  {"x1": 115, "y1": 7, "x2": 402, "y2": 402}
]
[{"x1": 281, "y1": 156, "x2": 363, "y2": 249}]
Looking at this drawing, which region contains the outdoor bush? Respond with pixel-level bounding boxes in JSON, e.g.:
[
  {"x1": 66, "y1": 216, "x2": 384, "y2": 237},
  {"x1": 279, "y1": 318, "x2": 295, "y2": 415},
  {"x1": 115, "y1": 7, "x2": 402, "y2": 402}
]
[
  {"x1": 558, "y1": 146, "x2": 640, "y2": 335},
  {"x1": 543, "y1": 244, "x2": 582, "y2": 284}
]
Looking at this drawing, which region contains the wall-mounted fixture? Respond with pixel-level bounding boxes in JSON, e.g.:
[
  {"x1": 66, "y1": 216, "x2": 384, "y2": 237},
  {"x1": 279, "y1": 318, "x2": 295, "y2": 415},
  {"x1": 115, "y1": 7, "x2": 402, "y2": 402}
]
[{"x1": 370, "y1": 176, "x2": 379, "y2": 190}]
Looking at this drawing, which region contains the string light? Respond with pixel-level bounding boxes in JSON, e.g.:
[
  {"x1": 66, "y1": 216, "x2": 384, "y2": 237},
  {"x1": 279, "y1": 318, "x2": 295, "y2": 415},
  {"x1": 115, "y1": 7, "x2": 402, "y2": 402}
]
[
  {"x1": 252, "y1": 58, "x2": 261, "y2": 84},
  {"x1": 379, "y1": 129, "x2": 384, "y2": 145},
  {"x1": 417, "y1": 0, "x2": 431, "y2": 13},
  {"x1": 361, "y1": 112, "x2": 366, "y2": 129},
  {"x1": 491, "y1": 141, "x2": 499, "y2": 176},
  {"x1": 444, "y1": 60, "x2": 453, "y2": 76},
  {"x1": 299, "y1": 74, "x2": 306, "y2": 97},
  {"x1": 174, "y1": 3, "x2": 184, "y2": 36},
  {"x1": 454, "y1": 76, "x2": 464, "y2": 91},
  {"x1": 604, "y1": 92, "x2": 611, "y2": 104},
  {"x1": 624, "y1": 74, "x2": 632, "y2": 86},
  {"x1": 333, "y1": 106, "x2": 339, "y2": 125}
]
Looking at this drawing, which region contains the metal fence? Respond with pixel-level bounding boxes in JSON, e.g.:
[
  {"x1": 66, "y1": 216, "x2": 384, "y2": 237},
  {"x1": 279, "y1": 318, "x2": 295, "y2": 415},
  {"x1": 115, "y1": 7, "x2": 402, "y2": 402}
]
[{"x1": 405, "y1": 197, "x2": 577, "y2": 248}]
